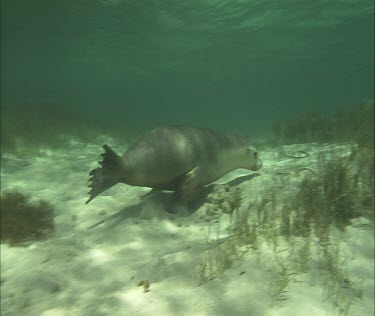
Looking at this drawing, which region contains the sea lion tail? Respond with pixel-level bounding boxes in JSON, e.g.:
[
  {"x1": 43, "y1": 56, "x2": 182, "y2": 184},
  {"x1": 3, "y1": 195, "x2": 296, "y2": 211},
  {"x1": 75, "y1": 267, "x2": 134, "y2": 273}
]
[{"x1": 86, "y1": 144, "x2": 124, "y2": 204}]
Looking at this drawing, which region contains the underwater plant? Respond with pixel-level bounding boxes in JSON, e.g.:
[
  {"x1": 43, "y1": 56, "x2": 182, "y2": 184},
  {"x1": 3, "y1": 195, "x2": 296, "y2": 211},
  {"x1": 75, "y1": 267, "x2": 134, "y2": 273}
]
[
  {"x1": 196, "y1": 186, "x2": 254, "y2": 285},
  {"x1": 195, "y1": 142, "x2": 372, "y2": 316},
  {"x1": 0, "y1": 103, "x2": 121, "y2": 156},
  {"x1": 0, "y1": 190, "x2": 55, "y2": 246},
  {"x1": 271, "y1": 100, "x2": 374, "y2": 147},
  {"x1": 271, "y1": 112, "x2": 334, "y2": 145},
  {"x1": 302, "y1": 150, "x2": 372, "y2": 234},
  {"x1": 137, "y1": 280, "x2": 151, "y2": 293}
]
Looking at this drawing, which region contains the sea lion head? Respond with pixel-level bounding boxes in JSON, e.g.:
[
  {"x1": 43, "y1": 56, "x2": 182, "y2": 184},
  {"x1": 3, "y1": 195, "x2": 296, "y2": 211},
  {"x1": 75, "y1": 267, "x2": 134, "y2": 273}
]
[{"x1": 243, "y1": 145, "x2": 262, "y2": 171}]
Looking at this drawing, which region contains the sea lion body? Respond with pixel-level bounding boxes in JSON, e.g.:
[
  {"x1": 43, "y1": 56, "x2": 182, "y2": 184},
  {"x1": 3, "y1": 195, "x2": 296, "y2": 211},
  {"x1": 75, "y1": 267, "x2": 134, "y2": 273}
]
[{"x1": 86, "y1": 126, "x2": 262, "y2": 204}]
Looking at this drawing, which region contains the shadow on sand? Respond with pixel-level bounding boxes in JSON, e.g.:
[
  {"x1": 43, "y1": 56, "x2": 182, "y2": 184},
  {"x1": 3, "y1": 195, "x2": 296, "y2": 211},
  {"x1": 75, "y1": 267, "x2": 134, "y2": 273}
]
[{"x1": 87, "y1": 173, "x2": 260, "y2": 230}]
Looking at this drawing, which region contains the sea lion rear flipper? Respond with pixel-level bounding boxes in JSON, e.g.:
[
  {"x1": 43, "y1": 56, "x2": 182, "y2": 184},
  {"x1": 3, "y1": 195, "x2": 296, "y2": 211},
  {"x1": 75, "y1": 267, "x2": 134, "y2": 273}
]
[{"x1": 86, "y1": 145, "x2": 125, "y2": 204}]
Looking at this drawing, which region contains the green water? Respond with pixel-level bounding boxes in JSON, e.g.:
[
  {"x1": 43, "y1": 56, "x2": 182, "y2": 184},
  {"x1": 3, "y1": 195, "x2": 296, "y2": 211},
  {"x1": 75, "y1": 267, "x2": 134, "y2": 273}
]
[{"x1": 1, "y1": 0, "x2": 374, "y2": 140}]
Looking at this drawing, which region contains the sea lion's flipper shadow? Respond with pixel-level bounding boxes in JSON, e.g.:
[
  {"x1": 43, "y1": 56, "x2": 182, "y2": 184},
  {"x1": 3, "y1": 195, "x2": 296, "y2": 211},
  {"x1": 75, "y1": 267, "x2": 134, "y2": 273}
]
[
  {"x1": 88, "y1": 173, "x2": 261, "y2": 229},
  {"x1": 87, "y1": 204, "x2": 142, "y2": 230}
]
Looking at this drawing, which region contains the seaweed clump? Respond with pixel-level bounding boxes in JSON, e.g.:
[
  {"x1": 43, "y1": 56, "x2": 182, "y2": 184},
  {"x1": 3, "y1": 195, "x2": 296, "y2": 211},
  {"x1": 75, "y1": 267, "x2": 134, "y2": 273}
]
[
  {"x1": 1, "y1": 191, "x2": 55, "y2": 246},
  {"x1": 281, "y1": 149, "x2": 374, "y2": 240},
  {"x1": 272, "y1": 100, "x2": 374, "y2": 148},
  {"x1": 196, "y1": 145, "x2": 372, "y2": 313}
]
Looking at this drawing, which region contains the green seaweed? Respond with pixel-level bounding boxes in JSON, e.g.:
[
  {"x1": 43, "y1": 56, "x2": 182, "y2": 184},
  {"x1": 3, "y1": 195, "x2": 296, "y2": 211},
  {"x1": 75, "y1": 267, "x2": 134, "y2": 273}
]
[
  {"x1": 271, "y1": 100, "x2": 374, "y2": 148},
  {"x1": 196, "y1": 143, "x2": 372, "y2": 314},
  {"x1": 0, "y1": 103, "x2": 140, "y2": 156},
  {"x1": 0, "y1": 190, "x2": 55, "y2": 246}
]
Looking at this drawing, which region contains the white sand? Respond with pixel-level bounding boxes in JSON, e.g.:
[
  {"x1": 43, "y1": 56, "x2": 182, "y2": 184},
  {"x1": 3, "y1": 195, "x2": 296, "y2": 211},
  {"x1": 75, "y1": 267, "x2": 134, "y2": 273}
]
[{"x1": 1, "y1": 139, "x2": 374, "y2": 316}]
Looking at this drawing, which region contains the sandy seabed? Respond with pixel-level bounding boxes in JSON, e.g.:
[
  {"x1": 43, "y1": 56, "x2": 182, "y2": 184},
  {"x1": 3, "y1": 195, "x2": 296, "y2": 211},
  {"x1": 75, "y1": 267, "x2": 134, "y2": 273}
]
[{"x1": 1, "y1": 137, "x2": 374, "y2": 316}]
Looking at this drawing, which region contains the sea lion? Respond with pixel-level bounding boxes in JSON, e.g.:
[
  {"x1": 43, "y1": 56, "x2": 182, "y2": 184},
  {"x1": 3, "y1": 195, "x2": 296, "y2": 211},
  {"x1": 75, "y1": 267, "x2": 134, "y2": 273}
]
[{"x1": 86, "y1": 125, "x2": 262, "y2": 205}]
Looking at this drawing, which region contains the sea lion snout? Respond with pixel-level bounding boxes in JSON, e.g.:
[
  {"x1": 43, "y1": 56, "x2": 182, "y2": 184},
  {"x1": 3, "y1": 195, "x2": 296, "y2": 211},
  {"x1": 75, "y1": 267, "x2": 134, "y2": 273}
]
[
  {"x1": 250, "y1": 157, "x2": 262, "y2": 171},
  {"x1": 247, "y1": 146, "x2": 262, "y2": 171},
  {"x1": 254, "y1": 157, "x2": 262, "y2": 170}
]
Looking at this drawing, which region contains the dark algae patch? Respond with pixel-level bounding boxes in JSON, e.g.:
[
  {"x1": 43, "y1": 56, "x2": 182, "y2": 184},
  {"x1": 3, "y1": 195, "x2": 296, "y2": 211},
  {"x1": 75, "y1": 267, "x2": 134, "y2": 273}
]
[
  {"x1": 1, "y1": 191, "x2": 55, "y2": 246},
  {"x1": 271, "y1": 100, "x2": 374, "y2": 148}
]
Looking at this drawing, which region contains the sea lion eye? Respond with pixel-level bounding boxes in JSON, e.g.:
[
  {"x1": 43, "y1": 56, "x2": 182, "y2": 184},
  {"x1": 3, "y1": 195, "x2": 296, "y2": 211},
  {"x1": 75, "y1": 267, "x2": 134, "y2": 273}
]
[{"x1": 247, "y1": 146, "x2": 257, "y2": 157}]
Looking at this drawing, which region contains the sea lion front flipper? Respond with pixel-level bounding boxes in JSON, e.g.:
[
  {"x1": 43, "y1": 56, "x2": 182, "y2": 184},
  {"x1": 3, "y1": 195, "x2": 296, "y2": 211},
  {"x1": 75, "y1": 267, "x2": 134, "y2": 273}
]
[{"x1": 177, "y1": 166, "x2": 205, "y2": 204}]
